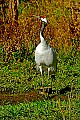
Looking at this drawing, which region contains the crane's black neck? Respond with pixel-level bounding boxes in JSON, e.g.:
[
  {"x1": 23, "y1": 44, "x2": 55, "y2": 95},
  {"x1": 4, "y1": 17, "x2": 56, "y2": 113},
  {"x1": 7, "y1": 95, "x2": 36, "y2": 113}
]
[{"x1": 40, "y1": 22, "x2": 47, "y2": 38}]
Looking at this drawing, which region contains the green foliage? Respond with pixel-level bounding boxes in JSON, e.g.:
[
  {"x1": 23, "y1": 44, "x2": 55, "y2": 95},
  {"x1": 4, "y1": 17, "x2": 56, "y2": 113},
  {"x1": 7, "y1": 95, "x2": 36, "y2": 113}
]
[{"x1": 0, "y1": 97, "x2": 80, "y2": 119}]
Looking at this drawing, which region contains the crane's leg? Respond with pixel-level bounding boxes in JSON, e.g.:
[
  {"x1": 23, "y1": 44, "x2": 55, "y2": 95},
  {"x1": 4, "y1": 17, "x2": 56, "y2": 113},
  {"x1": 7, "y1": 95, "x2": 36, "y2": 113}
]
[
  {"x1": 48, "y1": 68, "x2": 54, "y2": 89},
  {"x1": 39, "y1": 66, "x2": 44, "y2": 86},
  {"x1": 48, "y1": 68, "x2": 50, "y2": 78},
  {"x1": 48, "y1": 68, "x2": 52, "y2": 87},
  {"x1": 39, "y1": 66, "x2": 45, "y2": 94}
]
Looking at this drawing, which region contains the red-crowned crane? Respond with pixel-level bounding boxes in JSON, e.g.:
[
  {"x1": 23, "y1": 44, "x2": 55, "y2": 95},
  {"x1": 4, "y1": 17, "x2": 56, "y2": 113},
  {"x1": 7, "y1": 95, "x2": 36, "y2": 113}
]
[{"x1": 35, "y1": 16, "x2": 57, "y2": 88}]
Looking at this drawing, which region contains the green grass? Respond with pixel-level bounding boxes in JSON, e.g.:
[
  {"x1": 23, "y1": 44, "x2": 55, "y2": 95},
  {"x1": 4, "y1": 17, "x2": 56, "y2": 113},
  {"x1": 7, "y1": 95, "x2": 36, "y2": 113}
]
[
  {"x1": 0, "y1": 97, "x2": 80, "y2": 120},
  {"x1": 0, "y1": 45, "x2": 80, "y2": 93},
  {"x1": 0, "y1": 45, "x2": 80, "y2": 119}
]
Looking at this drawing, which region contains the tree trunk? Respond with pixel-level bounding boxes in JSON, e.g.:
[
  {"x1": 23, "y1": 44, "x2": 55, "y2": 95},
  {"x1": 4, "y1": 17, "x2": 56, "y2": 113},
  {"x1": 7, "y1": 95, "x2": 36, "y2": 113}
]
[{"x1": 8, "y1": 0, "x2": 19, "y2": 25}]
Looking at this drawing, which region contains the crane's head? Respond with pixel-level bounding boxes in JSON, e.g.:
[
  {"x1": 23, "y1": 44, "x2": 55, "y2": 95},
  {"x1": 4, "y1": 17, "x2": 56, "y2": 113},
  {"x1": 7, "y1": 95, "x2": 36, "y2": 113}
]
[
  {"x1": 41, "y1": 16, "x2": 47, "y2": 24},
  {"x1": 33, "y1": 15, "x2": 47, "y2": 24}
]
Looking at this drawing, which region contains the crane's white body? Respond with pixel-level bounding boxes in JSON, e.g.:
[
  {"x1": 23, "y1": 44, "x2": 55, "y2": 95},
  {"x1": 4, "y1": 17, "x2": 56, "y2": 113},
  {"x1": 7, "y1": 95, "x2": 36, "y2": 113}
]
[{"x1": 35, "y1": 16, "x2": 57, "y2": 80}]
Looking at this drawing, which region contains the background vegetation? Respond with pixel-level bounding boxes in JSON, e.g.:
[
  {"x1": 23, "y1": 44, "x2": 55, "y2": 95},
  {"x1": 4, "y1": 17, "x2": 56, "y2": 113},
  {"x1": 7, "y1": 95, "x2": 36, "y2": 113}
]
[{"x1": 0, "y1": 0, "x2": 80, "y2": 119}]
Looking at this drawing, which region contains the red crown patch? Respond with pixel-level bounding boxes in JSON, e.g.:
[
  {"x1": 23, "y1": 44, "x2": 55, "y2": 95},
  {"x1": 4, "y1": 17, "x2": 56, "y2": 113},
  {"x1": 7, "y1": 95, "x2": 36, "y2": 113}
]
[{"x1": 41, "y1": 16, "x2": 45, "y2": 19}]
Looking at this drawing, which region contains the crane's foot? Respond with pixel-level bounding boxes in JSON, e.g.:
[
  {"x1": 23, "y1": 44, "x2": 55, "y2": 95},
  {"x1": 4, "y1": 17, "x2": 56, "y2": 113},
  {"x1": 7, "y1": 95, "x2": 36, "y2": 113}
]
[{"x1": 39, "y1": 86, "x2": 52, "y2": 95}]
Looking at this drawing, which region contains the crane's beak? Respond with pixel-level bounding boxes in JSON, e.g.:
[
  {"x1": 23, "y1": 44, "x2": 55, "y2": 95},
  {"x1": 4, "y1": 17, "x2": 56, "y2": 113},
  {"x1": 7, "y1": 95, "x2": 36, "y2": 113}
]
[{"x1": 33, "y1": 15, "x2": 40, "y2": 19}]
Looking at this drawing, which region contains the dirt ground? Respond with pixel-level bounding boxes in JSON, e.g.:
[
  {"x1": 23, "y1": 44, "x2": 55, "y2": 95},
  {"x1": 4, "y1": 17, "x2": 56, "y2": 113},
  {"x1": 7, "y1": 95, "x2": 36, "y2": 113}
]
[
  {"x1": 0, "y1": 90, "x2": 42, "y2": 105},
  {"x1": 0, "y1": 86, "x2": 78, "y2": 105}
]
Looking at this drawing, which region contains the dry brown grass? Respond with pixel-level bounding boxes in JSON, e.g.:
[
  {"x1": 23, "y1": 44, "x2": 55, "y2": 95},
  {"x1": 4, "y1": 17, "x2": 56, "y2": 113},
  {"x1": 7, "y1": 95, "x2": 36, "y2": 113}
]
[{"x1": 0, "y1": 0, "x2": 80, "y2": 61}]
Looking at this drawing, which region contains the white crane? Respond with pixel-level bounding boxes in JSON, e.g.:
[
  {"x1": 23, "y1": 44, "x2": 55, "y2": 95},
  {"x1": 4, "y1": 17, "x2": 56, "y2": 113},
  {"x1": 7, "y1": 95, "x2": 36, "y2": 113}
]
[{"x1": 35, "y1": 16, "x2": 57, "y2": 87}]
